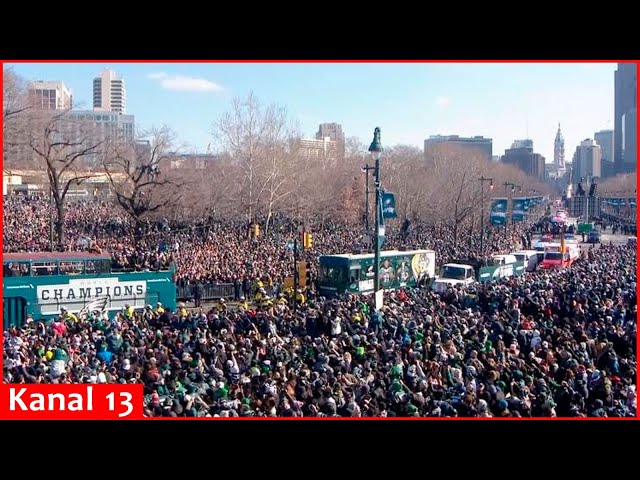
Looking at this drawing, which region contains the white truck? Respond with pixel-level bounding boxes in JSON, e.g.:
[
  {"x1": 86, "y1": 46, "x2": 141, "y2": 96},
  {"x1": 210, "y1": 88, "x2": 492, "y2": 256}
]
[{"x1": 431, "y1": 263, "x2": 476, "y2": 293}]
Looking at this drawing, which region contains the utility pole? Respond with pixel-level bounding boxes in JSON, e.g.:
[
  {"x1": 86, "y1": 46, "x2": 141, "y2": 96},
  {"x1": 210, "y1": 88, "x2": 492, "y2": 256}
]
[{"x1": 362, "y1": 164, "x2": 376, "y2": 250}]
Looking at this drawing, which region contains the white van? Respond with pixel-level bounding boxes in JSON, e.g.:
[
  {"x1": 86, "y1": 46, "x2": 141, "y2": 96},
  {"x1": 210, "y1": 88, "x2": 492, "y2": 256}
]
[{"x1": 511, "y1": 250, "x2": 539, "y2": 272}]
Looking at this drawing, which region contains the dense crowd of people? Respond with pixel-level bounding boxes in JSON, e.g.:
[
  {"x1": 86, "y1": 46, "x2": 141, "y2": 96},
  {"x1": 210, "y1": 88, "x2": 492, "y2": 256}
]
[
  {"x1": 4, "y1": 195, "x2": 540, "y2": 288},
  {"x1": 2, "y1": 193, "x2": 637, "y2": 417}
]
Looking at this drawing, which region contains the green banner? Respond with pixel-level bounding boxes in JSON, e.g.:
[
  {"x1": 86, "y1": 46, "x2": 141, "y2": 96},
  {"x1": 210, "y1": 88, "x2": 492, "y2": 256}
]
[
  {"x1": 523, "y1": 197, "x2": 530, "y2": 211},
  {"x1": 630, "y1": 198, "x2": 637, "y2": 208},
  {"x1": 512, "y1": 198, "x2": 525, "y2": 222},
  {"x1": 490, "y1": 198, "x2": 508, "y2": 225},
  {"x1": 478, "y1": 261, "x2": 526, "y2": 282},
  {"x1": 382, "y1": 192, "x2": 397, "y2": 219}
]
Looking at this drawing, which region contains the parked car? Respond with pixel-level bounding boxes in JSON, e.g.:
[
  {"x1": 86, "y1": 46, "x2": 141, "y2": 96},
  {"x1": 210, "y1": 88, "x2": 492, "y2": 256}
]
[{"x1": 587, "y1": 231, "x2": 601, "y2": 243}]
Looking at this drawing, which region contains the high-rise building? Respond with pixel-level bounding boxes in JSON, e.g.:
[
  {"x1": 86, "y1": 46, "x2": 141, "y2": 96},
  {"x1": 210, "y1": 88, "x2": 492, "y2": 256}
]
[
  {"x1": 300, "y1": 137, "x2": 341, "y2": 164},
  {"x1": 28, "y1": 81, "x2": 73, "y2": 110},
  {"x1": 553, "y1": 123, "x2": 565, "y2": 170},
  {"x1": 501, "y1": 144, "x2": 545, "y2": 180},
  {"x1": 572, "y1": 139, "x2": 602, "y2": 180},
  {"x1": 424, "y1": 135, "x2": 492, "y2": 162},
  {"x1": 93, "y1": 69, "x2": 126, "y2": 114},
  {"x1": 512, "y1": 139, "x2": 533, "y2": 149},
  {"x1": 614, "y1": 63, "x2": 637, "y2": 173},
  {"x1": 315, "y1": 123, "x2": 345, "y2": 160},
  {"x1": 594, "y1": 129, "x2": 614, "y2": 178}
]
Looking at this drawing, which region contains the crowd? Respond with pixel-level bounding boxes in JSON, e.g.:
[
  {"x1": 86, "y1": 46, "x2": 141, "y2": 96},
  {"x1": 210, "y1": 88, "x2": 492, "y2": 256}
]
[
  {"x1": 3, "y1": 192, "x2": 636, "y2": 417},
  {"x1": 3, "y1": 194, "x2": 540, "y2": 289}
]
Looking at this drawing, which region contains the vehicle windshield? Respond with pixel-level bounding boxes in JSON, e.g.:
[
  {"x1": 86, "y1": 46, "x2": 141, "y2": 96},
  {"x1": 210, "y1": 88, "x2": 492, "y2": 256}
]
[
  {"x1": 544, "y1": 252, "x2": 562, "y2": 261},
  {"x1": 441, "y1": 266, "x2": 467, "y2": 280},
  {"x1": 514, "y1": 254, "x2": 525, "y2": 262},
  {"x1": 319, "y1": 266, "x2": 348, "y2": 284}
]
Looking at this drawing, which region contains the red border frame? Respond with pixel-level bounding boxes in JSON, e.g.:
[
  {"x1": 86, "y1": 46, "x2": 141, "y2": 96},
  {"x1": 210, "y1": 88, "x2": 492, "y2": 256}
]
[{"x1": 1, "y1": 60, "x2": 638, "y2": 420}]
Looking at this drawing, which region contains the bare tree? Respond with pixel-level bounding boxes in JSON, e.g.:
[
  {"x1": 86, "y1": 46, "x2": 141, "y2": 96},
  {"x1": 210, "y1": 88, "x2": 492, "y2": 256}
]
[
  {"x1": 213, "y1": 92, "x2": 270, "y2": 225},
  {"x1": 212, "y1": 92, "x2": 303, "y2": 233},
  {"x1": 20, "y1": 110, "x2": 104, "y2": 250},
  {"x1": 3, "y1": 67, "x2": 30, "y2": 120},
  {"x1": 103, "y1": 126, "x2": 183, "y2": 240}
]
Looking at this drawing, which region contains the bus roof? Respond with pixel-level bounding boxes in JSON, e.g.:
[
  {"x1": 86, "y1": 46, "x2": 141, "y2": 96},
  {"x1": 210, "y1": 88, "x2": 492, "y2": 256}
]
[
  {"x1": 322, "y1": 249, "x2": 434, "y2": 261},
  {"x1": 3, "y1": 252, "x2": 112, "y2": 262}
]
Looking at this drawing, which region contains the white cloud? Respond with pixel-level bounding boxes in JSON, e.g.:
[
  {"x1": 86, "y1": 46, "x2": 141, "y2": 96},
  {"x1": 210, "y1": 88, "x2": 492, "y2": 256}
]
[
  {"x1": 147, "y1": 72, "x2": 223, "y2": 92},
  {"x1": 435, "y1": 96, "x2": 450, "y2": 107}
]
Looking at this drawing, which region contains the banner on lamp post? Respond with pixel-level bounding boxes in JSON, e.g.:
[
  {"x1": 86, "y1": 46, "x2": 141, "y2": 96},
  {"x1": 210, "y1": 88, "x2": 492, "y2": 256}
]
[
  {"x1": 381, "y1": 192, "x2": 397, "y2": 219},
  {"x1": 490, "y1": 198, "x2": 508, "y2": 225}
]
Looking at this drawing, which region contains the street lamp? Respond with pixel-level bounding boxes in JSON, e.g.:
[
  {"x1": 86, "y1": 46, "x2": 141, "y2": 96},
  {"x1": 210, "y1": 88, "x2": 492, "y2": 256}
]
[
  {"x1": 368, "y1": 127, "x2": 383, "y2": 293},
  {"x1": 479, "y1": 176, "x2": 494, "y2": 258},
  {"x1": 503, "y1": 182, "x2": 520, "y2": 238},
  {"x1": 361, "y1": 164, "x2": 377, "y2": 246}
]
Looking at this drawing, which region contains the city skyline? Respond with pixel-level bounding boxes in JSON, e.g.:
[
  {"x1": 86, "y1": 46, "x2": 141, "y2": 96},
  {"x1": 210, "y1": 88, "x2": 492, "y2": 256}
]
[{"x1": 5, "y1": 62, "x2": 618, "y2": 162}]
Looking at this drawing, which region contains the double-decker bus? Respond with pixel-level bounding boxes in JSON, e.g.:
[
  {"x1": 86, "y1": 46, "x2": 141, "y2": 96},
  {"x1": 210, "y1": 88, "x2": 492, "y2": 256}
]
[{"x1": 3, "y1": 251, "x2": 177, "y2": 329}]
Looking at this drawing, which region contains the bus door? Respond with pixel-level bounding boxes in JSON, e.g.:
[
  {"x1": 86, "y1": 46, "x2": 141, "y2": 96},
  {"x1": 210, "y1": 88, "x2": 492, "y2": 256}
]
[
  {"x1": 3, "y1": 296, "x2": 27, "y2": 329},
  {"x1": 349, "y1": 266, "x2": 361, "y2": 292}
]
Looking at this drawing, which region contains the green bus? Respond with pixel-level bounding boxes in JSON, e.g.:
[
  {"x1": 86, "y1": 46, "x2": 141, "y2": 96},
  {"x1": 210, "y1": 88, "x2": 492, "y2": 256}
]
[
  {"x1": 318, "y1": 249, "x2": 436, "y2": 297},
  {"x1": 3, "y1": 252, "x2": 177, "y2": 329}
]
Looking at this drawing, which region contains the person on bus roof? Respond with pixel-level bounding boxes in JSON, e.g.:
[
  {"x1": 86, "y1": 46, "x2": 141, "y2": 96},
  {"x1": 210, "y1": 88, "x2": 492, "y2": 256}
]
[
  {"x1": 60, "y1": 307, "x2": 78, "y2": 323},
  {"x1": 123, "y1": 304, "x2": 134, "y2": 319}
]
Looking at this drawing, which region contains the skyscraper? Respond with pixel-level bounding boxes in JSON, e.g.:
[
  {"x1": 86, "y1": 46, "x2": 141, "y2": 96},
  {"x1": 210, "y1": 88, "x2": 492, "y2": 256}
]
[
  {"x1": 614, "y1": 63, "x2": 637, "y2": 173},
  {"x1": 93, "y1": 69, "x2": 126, "y2": 114},
  {"x1": 553, "y1": 123, "x2": 565, "y2": 169},
  {"x1": 594, "y1": 129, "x2": 614, "y2": 178},
  {"x1": 315, "y1": 123, "x2": 345, "y2": 160},
  {"x1": 572, "y1": 139, "x2": 602, "y2": 180},
  {"x1": 501, "y1": 143, "x2": 545, "y2": 180}
]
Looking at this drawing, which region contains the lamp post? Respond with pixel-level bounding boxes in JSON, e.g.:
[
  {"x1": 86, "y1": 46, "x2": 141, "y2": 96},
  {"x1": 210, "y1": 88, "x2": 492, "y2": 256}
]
[
  {"x1": 479, "y1": 176, "x2": 494, "y2": 258},
  {"x1": 503, "y1": 182, "x2": 520, "y2": 238},
  {"x1": 361, "y1": 164, "x2": 376, "y2": 248},
  {"x1": 368, "y1": 127, "x2": 383, "y2": 293}
]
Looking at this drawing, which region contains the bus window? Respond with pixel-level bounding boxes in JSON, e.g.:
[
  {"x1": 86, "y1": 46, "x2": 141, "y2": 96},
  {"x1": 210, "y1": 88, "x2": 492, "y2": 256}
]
[
  {"x1": 85, "y1": 260, "x2": 111, "y2": 274},
  {"x1": 4, "y1": 262, "x2": 30, "y2": 277},
  {"x1": 59, "y1": 261, "x2": 85, "y2": 275},
  {"x1": 31, "y1": 261, "x2": 59, "y2": 276}
]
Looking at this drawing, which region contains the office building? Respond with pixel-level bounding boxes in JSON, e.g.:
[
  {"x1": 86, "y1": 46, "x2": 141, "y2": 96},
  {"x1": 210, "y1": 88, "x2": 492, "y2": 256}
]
[
  {"x1": 594, "y1": 129, "x2": 614, "y2": 178},
  {"x1": 572, "y1": 139, "x2": 602, "y2": 180},
  {"x1": 300, "y1": 137, "x2": 341, "y2": 164},
  {"x1": 28, "y1": 81, "x2": 73, "y2": 110},
  {"x1": 614, "y1": 63, "x2": 637, "y2": 173},
  {"x1": 315, "y1": 123, "x2": 345, "y2": 160},
  {"x1": 501, "y1": 144, "x2": 545, "y2": 180},
  {"x1": 424, "y1": 135, "x2": 492, "y2": 162},
  {"x1": 93, "y1": 68, "x2": 126, "y2": 114}
]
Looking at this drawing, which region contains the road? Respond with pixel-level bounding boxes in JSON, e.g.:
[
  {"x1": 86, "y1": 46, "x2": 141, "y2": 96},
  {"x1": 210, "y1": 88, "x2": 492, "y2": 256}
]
[{"x1": 531, "y1": 216, "x2": 632, "y2": 250}]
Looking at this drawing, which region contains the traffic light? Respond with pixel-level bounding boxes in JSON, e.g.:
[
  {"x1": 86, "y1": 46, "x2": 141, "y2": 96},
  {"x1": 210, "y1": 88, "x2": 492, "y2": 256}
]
[
  {"x1": 305, "y1": 264, "x2": 312, "y2": 288},
  {"x1": 253, "y1": 224, "x2": 260, "y2": 238},
  {"x1": 303, "y1": 232, "x2": 313, "y2": 249}
]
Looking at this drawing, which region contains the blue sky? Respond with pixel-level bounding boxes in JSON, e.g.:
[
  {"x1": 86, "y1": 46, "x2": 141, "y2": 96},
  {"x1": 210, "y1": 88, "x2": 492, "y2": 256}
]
[{"x1": 6, "y1": 62, "x2": 617, "y2": 162}]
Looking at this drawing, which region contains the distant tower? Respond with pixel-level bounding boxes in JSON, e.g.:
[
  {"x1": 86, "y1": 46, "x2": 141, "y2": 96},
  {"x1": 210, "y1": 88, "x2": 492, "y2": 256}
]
[
  {"x1": 93, "y1": 68, "x2": 126, "y2": 114},
  {"x1": 554, "y1": 123, "x2": 565, "y2": 169}
]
